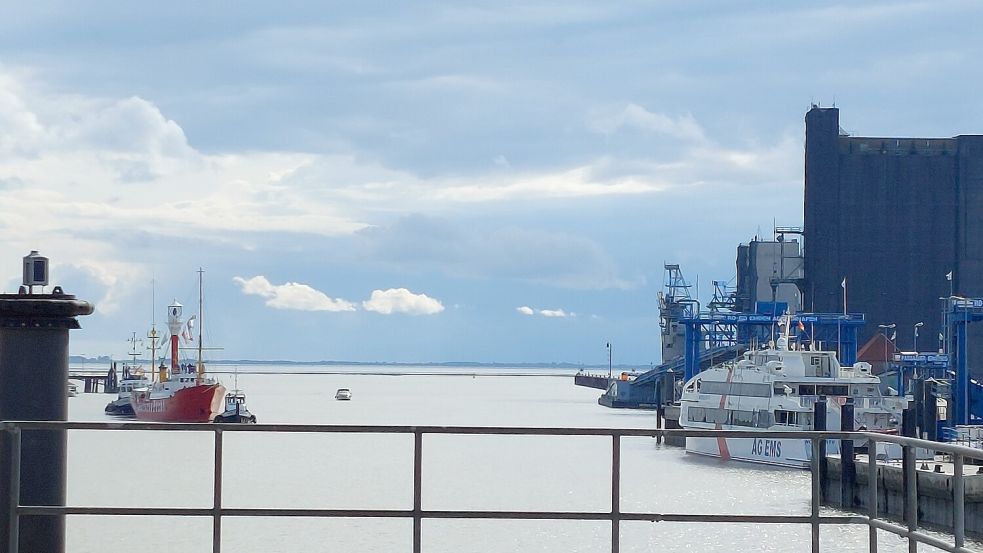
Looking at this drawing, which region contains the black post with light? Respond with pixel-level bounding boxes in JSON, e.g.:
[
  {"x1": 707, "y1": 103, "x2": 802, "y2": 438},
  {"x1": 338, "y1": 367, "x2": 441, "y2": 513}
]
[{"x1": 0, "y1": 251, "x2": 94, "y2": 553}]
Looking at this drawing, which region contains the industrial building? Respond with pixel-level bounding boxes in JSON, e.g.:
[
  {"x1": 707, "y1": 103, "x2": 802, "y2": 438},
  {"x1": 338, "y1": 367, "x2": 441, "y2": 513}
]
[{"x1": 803, "y1": 106, "x2": 983, "y2": 370}]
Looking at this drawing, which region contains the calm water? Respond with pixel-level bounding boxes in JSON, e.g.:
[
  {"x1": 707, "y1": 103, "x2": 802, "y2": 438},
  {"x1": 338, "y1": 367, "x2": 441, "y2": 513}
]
[{"x1": 63, "y1": 366, "x2": 939, "y2": 552}]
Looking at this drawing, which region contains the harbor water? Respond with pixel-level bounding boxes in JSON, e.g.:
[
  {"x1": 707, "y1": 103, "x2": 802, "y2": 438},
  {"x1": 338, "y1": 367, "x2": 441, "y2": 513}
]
[{"x1": 64, "y1": 366, "x2": 963, "y2": 552}]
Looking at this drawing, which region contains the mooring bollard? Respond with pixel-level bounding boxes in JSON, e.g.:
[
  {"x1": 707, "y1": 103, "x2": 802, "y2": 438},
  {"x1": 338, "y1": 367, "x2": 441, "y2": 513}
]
[
  {"x1": 840, "y1": 398, "x2": 856, "y2": 508},
  {"x1": 0, "y1": 252, "x2": 93, "y2": 553}
]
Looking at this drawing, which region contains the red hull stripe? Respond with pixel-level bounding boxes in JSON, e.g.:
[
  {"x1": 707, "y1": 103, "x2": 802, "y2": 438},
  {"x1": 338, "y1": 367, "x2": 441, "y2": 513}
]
[
  {"x1": 132, "y1": 383, "x2": 226, "y2": 422},
  {"x1": 714, "y1": 366, "x2": 735, "y2": 461}
]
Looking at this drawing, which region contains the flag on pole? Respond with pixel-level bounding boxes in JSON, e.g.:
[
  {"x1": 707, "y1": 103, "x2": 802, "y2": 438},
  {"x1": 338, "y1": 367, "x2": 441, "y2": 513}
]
[
  {"x1": 841, "y1": 277, "x2": 847, "y2": 315},
  {"x1": 946, "y1": 271, "x2": 953, "y2": 281}
]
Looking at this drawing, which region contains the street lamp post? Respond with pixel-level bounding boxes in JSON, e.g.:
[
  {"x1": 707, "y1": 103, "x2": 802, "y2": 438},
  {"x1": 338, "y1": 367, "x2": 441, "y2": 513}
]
[
  {"x1": 913, "y1": 322, "x2": 924, "y2": 353},
  {"x1": 877, "y1": 322, "x2": 896, "y2": 367},
  {"x1": 606, "y1": 342, "x2": 612, "y2": 380},
  {"x1": 878, "y1": 323, "x2": 897, "y2": 395}
]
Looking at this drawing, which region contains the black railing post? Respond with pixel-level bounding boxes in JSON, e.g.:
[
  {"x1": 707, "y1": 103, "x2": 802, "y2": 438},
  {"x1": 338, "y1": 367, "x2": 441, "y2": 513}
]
[
  {"x1": 611, "y1": 434, "x2": 620, "y2": 553},
  {"x1": 212, "y1": 429, "x2": 223, "y2": 553},
  {"x1": 413, "y1": 430, "x2": 422, "y2": 553}
]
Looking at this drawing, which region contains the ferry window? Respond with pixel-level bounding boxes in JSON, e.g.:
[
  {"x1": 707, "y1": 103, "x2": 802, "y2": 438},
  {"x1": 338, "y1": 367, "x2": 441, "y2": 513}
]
[
  {"x1": 756, "y1": 411, "x2": 773, "y2": 427},
  {"x1": 705, "y1": 408, "x2": 728, "y2": 424},
  {"x1": 798, "y1": 385, "x2": 816, "y2": 396},
  {"x1": 730, "y1": 410, "x2": 754, "y2": 427},
  {"x1": 701, "y1": 381, "x2": 730, "y2": 395},
  {"x1": 687, "y1": 407, "x2": 705, "y2": 422},
  {"x1": 817, "y1": 385, "x2": 848, "y2": 396}
]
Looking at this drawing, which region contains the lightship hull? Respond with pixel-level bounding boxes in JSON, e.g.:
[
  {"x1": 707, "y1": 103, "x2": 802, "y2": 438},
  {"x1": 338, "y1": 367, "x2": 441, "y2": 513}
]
[{"x1": 132, "y1": 383, "x2": 226, "y2": 422}]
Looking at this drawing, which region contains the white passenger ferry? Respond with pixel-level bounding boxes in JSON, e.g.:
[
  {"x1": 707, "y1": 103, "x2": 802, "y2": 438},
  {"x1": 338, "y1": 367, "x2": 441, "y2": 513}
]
[{"x1": 679, "y1": 325, "x2": 908, "y2": 468}]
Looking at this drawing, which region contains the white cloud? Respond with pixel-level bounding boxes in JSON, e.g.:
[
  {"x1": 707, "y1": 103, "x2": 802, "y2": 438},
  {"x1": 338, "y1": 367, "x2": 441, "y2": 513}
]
[
  {"x1": 362, "y1": 288, "x2": 444, "y2": 315},
  {"x1": 516, "y1": 306, "x2": 573, "y2": 318},
  {"x1": 233, "y1": 276, "x2": 355, "y2": 312},
  {"x1": 587, "y1": 103, "x2": 706, "y2": 143}
]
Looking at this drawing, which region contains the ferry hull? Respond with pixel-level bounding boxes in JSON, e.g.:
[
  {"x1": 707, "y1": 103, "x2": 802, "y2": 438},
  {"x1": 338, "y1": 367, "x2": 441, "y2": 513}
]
[
  {"x1": 132, "y1": 383, "x2": 226, "y2": 422},
  {"x1": 686, "y1": 436, "x2": 841, "y2": 469}
]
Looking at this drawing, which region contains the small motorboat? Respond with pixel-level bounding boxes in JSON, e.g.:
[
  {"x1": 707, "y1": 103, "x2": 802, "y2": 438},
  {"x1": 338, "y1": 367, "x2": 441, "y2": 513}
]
[
  {"x1": 213, "y1": 390, "x2": 257, "y2": 424},
  {"x1": 67, "y1": 380, "x2": 80, "y2": 398},
  {"x1": 335, "y1": 388, "x2": 352, "y2": 401}
]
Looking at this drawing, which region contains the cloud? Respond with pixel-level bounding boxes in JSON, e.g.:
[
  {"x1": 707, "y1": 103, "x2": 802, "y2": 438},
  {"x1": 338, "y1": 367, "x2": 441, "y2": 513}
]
[
  {"x1": 516, "y1": 306, "x2": 573, "y2": 318},
  {"x1": 587, "y1": 103, "x2": 707, "y2": 143},
  {"x1": 362, "y1": 288, "x2": 444, "y2": 315},
  {"x1": 233, "y1": 276, "x2": 355, "y2": 312}
]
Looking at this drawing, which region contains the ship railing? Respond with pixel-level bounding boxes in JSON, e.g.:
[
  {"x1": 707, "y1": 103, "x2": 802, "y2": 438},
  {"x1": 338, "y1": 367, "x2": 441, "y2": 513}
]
[{"x1": 1, "y1": 422, "x2": 981, "y2": 553}]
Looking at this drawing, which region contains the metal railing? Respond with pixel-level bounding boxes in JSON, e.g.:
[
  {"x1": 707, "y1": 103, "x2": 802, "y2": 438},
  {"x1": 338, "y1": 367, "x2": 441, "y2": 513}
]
[{"x1": 1, "y1": 422, "x2": 981, "y2": 553}]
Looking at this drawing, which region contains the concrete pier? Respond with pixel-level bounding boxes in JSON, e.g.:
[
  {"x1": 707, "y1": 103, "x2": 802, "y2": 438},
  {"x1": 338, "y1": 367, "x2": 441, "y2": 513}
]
[{"x1": 823, "y1": 455, "x2": 983, "y2": 537}]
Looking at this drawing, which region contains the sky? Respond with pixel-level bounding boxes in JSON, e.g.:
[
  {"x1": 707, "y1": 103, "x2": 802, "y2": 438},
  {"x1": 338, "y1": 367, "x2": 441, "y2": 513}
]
[{"x1": 1, "y1": 1, "x2": 981, "y2": 364}]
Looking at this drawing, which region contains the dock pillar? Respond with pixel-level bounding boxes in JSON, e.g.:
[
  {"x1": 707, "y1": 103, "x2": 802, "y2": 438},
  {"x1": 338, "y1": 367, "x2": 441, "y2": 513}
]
[
  {"x1": 814, "y1": 398, "x2": 827, "y2": 502},
  {"x1": 840, "y1": 399, "x2": 856, "y2": 508},
  {"x1": 0, "y1": 284, "x2": 93, "y2": 553}
]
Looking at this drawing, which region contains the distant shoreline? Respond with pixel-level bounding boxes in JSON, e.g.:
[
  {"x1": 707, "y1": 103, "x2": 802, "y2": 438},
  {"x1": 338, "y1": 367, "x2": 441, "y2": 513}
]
[{"x1": 68, "y1": 356, "x2": 647, "y2": 370}]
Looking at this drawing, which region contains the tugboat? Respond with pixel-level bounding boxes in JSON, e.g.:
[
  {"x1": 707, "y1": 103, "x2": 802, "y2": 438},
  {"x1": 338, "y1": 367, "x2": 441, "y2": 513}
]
[
  {"x1": 213, "y1": 390, "x2": 257, "y2": 424},
  {"x1": 131, "y1": 271, "x2": 225, "y2": 422}
]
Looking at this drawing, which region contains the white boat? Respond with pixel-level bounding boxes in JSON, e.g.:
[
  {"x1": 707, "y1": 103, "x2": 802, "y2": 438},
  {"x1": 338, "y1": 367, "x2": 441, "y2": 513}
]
[
  {"x1": 679, "y1": 322, "x2": 909, "y2": 468},
  {"x1": 67, "y1": 380, "x2": 80, "y2": 397},
  {"x1": 335, "y1": 388, "x2": 352, "y2": 401}
]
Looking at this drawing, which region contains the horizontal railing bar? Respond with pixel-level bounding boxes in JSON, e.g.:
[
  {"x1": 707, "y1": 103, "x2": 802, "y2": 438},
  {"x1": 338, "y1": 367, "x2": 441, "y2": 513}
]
[
  {"x1": 4, "y1": 420, "x2": 982, "y2": 458},
  {"x1": 18, "y1": 505, "x2": 862, "y2": 525},
  {"x1": 3, "y1": 421, "x2": 981, "y2": 460},
  {"x1": 868, "y1": 517, "x2": 977, "y2": 553}
]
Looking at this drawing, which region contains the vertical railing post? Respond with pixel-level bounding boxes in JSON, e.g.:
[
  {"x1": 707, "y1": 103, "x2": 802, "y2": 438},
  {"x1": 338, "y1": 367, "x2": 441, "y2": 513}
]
[
  {"x1": 903, "y1": 445, "x2": 917, "y2": 553},
  {"x1": 611, "y1": 433, "x2": 620, "y2": 553},
  {"x1": 413, "y1": 430, "x2": 422, "y2": 553},
  {"x1": 212, "y1": 428, "x2": 223, "y2": 553},
  {"x1": 867, "y1": 437, "x2": 877, "y2": 553},
  {"x1": 7, "y1": 428, "x2": 20, "y2": 553},
  {"x1": 953, "y1": 453, "x2": 964, "y2": 549},
  {"x1": 811, "y1": 436, "x2": 820, "y2": 553}
]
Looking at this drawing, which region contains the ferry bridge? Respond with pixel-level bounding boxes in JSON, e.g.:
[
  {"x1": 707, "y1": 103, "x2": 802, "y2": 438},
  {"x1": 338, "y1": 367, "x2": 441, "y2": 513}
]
[{"x1": 596, "y1": 309, "x2": 865, "y2": 409}]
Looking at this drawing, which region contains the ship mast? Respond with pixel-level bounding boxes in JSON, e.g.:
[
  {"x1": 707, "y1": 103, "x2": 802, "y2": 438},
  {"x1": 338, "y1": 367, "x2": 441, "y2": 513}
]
[
  {"x1": 147, "y1": 277, "x2": 160, "y2": 382},
  {"x1": 197, "y1": 267, "x2": 204, "y2": 382}
]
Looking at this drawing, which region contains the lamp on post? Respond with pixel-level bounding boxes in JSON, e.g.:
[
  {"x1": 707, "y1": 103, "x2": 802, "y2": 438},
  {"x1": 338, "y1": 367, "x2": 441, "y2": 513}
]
[
  {"x1": 913, "y1": 322, "x2": 924, "y2": 353},
  {"x1": 877, "y1": 323, "x2": 896, "y2": 371}
]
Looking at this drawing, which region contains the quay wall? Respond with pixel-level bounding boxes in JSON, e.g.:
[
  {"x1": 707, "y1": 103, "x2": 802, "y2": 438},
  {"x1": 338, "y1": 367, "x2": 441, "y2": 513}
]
[{"x1": 823, "y1": 457, "x2": 983, "y2": 537}]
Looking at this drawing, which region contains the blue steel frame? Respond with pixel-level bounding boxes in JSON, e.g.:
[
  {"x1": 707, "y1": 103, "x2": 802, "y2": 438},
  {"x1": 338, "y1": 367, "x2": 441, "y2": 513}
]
[
  {"x1": 946, "y1": 297, "x2": 983, "y2": 425},
  {"x1": 680, "y1": 312, "x2": 865, "y2": 381}
]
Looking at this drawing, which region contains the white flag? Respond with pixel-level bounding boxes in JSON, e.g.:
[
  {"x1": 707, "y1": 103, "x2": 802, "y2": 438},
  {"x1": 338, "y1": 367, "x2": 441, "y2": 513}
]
[
  {"x1": 946, "y1": 271, "x2": 953, "y2": 281},
  {"x1": 841, "y1": 277, "x2": 847, "y2": 289}
]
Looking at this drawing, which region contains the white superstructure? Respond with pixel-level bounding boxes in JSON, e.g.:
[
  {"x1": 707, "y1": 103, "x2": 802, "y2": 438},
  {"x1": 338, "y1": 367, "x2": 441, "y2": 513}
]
[{"x1": 679, "y1": 327, "x2": 908, "y2": 468}]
